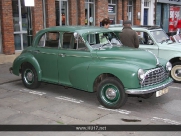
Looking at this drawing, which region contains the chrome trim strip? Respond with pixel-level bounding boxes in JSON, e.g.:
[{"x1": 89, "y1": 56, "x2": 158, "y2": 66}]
[{"x1": 125, "y1": 79, "x2": 173, "y2": 95}]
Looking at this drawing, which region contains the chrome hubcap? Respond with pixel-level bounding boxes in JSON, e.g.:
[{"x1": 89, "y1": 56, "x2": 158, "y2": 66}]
[
  {"x1": 105, "y1": 88, "x2": 116, "y2": 100},
  {"x1": 27, "y1": 72, "x2": 33, "y2": 81},
  {"x1": 175, "y1": 69, "x2": 181, "y2": 77}
]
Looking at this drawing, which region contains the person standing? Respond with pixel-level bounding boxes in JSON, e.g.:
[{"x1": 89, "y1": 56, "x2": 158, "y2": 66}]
[{"x1": 120, "y1": 20, "x2": 139, "y2": 48}]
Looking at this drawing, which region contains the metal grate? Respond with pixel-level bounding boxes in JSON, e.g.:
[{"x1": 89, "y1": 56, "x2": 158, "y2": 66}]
[{"x1": 141, "y1": 67, "x2": 169, "y2": 87}]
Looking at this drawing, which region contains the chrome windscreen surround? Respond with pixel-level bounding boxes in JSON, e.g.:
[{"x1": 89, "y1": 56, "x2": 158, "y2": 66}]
[{"x1": 140, "y1": 66, "x2": 169, "y2": 87}]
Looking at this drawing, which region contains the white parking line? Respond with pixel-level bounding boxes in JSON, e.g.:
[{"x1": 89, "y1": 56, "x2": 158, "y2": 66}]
[
  {"x1": 55, "y1": 96, "x2": 84, "y2": 103},
  {"x1": 169, "y1": 86, "x2": 181, "y2": 90},
  {"x1": 29, "y1": 91, "x2": 46, "y2": 96},
  {"x1": 98, "y1": 105, "x2": 131, "y2": 115},
  {"x1": 151, "y1": 117, "x2": 181, "y2": 125},
  {"x1": 19, "y1": 88, "x2": 31, "y2": 92},
  {"x1": 19, "y1": 89, "x2": 46, "y2": 96}
]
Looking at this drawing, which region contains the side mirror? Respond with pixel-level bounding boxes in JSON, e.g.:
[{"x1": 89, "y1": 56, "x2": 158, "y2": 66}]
[{"x1": 73, "y1": 32, "x2": 79, "y2": 40}]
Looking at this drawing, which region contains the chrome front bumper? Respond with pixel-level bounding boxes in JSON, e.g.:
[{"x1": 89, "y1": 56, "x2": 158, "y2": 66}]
[{"x1": 125, "y1": 78, "x2": 173, "y2": 95}]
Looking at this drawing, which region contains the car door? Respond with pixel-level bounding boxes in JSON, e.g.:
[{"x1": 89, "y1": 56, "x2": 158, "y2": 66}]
[
  {"x1": 137, "y1": 31, "x2": 159, "y2": 56},
  {"x1": 58, "y1": 32, "x2": 92, "y2": 90},
  {"x1": 32, "y1": 31, "x2": 59, "y2": 83}
]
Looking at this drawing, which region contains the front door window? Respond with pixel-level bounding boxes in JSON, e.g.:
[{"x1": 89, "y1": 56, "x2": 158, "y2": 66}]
[{"x1": 12, "y1": 0, "x2": 28, "y2": 50}]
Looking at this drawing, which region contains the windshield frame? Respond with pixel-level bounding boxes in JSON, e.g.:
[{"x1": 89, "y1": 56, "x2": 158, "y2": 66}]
[{"x1": 150, "y1": 29, "x2": 170, "y2": 43}]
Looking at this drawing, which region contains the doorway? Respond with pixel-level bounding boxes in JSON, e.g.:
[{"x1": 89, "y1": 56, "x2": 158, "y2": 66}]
[{"x1": 144, "y1": 9, "x2": 148, "y2": 25}]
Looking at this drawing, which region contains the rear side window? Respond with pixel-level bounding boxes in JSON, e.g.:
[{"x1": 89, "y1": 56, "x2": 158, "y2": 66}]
[{"x1": 38, "y1": 32, "x2": 60, "y2": 48}]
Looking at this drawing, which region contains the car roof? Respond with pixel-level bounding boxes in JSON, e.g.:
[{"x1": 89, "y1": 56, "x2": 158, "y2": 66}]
[
  {"x1": 39, "y1": 26, "x2": 113, "y2": 35},
  {"x1": 109, "y1": 24, "x2": 161, "y2": 30}
]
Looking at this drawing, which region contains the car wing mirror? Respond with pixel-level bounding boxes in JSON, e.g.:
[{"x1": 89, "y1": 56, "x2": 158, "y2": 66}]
[
  {"x1": 73, "y1": 32, "x2": 79, "y2": 40},
  {"x1": 148, "y1": 40, "x2": 153, "y2": 45}
]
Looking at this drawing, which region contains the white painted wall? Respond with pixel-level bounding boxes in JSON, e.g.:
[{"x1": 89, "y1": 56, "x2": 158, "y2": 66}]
[{"x1": 141, "y1": 0, "x2": 155, "y2": 25}]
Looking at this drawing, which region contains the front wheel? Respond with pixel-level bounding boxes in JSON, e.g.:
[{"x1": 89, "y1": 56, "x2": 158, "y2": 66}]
[
  {"x1": 97, "y1": 77, "x2": 127, "y2": 109},
  {"x1": 171, "y1": 62, "x2": 181, "y2": 83},
  {"x1": 21, "y1": 63, "x2": 41, "y2": 89}
]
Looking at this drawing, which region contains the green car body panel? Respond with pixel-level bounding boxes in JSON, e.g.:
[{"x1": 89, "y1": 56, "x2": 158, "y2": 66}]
[
  {"x1": 10, "y1": 26, "x2": 173, "y2": 108},
  {"x1": 109, "y1": 25, "x2": 181, "y2": 82}
]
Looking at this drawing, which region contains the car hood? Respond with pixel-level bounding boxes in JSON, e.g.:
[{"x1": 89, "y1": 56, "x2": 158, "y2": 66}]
[
  {"x1": 96, "y1": 46, "x2": 159, "y2": 69},
  {"x1": 159, "y1": 42, "x2": 181, "y2": 51}
]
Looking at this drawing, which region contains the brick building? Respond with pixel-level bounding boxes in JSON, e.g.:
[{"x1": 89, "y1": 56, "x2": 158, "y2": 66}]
[{"x1": 0, "y1": 0, "x2": 141, "y2": 55}]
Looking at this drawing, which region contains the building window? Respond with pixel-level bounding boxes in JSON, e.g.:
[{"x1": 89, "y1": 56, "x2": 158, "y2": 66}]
[
  {"x1": 127, "y1": 0, "x2": 133, "y2": 24},
  {"x1": 144, "y1": 0, "x2": 150, "y2": 7},
  {"x1": 55, "y1": 0, "x2": 69, "y2": 26},
  {"x1": 12, "y1": 0, "x2": 28, "y2": 50},
  {"x1": 108, "y1": 0, "x2": 117, "y2": 24},
  {"x1": 85, "y1": 0, "x2": 95, "y2": 26}
]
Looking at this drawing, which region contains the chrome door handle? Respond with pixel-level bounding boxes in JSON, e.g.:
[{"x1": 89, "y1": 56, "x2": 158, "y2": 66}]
[
  {"x1": 59, "y1": 53, "x2": 65, "y2": 57},
  {"x1": 34, "y1": 50, "x2": 40, "y2": 53}
]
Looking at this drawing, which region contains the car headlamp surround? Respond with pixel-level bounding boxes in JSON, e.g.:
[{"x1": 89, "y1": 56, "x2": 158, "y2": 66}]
[
  {"x1": 166, "y1": 62, "x2": 172, "y2": 71},
  {"x1": 138, "y1": 69, "x2": 145, "y2": 80}
]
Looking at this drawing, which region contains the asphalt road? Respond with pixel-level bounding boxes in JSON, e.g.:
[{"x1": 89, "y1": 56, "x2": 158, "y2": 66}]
[{"x1": 0, "y1": 80, "x2": 181, "y2": 136}]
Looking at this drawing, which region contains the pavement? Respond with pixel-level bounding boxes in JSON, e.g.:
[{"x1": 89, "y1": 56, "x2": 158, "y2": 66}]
[
  {"x1": 0, "y1": 53, "x2": 181, "y2": 135},
  {"x1": 0, "y1": 52, "x2": 21, "y2": 84}
]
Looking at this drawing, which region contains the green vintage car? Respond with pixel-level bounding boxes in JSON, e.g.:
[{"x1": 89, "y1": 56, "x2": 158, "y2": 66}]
[
  {"x1": 109, "y1": 25, "x2": 181, "y2": 83},
  {"x1": 10, "y1": 26, "x2": 173, "y2": 109}
]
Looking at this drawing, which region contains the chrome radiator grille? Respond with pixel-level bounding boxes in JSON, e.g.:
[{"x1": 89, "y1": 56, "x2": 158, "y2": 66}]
[{"x1": 141, "y1": 67, "x2": 169, "y2": 87}]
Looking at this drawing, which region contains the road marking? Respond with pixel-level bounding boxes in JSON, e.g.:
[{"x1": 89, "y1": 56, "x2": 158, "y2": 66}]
[
  {"x1": 29, "y1": 91, "x2": 46, "y2": 96},
  {"x1": 151, "y1": 117, "x2": 181, "y2": 125},
  {"x1": 98, "y1": 105, "x2": 131, "y2": 115},
  {"x1": 19, "y1": 89, "x2": 46, "y2": 96},
  {"x1": 55, "y1": 96, "x2": 84, "y2": 103},
  {"x1": 169, "y1": 86, "x2": 181, "y2": 90},
  {"x1": 19, "y1": 88, "x2": 31, "y2": 92}
]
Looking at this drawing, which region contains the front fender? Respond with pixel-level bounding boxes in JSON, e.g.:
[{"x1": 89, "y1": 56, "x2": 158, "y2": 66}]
[
  {"x1": 159, "y1": 50, "x2": 181, "y2": 61},
  {"x1": 87, "y1": 61, "x2": 140, "y2": 92},
  {"x1": 12, "y1": 53, "x2": 42, "y2": 81}
]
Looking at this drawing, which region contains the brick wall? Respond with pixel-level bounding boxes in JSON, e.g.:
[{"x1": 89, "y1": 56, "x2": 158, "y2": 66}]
[
  {"x1": 122, "y1": 0, "x2": 128, "y2": 21},
  {"x1": 95, "y1": 0, "x2": 108, "y2": 26},
  {"x1": 46, "y1": 0, "x2": 56, "y2": 27},
  {"x1": 0, "y1": 0, "x2": 14, "y2": 55},
  {"x1": 134, "y1": 0, "x2": 141, "y2": 25},
  {"x1": 69, "y1": 0, "x2": 78, "y2": 25},
  {"x1": 117, "y1": 0, "x2": 123, "y2": 24},
  {"x1": 77, "y1": 0, "x2": 85, "y2": 25},
  {"x1": 32, "y1": 0, "x2": 43, "y2": 36},
  {"x1": 0, "y1": 0, "x2": 142, "y2": 54}
]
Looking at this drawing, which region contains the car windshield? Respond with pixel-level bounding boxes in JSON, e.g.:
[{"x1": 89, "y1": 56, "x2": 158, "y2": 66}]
[
  {"x1": 86, "y1": 32, "x2": 122, "y2": 49},
  {"x1": 150, "y1": 30, "x2": 170, "y2": 43}
]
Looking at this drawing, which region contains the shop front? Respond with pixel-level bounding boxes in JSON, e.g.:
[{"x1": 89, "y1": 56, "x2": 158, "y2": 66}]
[{"x1": 156, "y1": 0, "x2": 181, "y2": 36}]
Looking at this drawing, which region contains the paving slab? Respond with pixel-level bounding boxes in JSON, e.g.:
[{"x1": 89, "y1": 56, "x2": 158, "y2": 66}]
[
  {"x1": 0, "y1": 113, "x2": 55, "y2": 124},
  {"x1": 59, "y1": 105, "x2": 109, "y2": 122},
  {"x1": 0, "y1": 132, "x2": 31, "y2": 136},
  {"x1": 31, "y1": 110, "x2": 76, "y2": 124},
  {"x1": 0, "y1": 107, "x2": 20, "y2": 122},
  {"x1": 12, "y1": 97, "x2": 60, "y2": 113},
  {"x1": 92, "y1": 113, "x2": 150, "y2": 125}
]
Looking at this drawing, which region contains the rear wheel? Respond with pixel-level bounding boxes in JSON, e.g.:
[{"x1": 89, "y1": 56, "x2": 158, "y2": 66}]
[
  {"x1": 97, "y1": 77, "x2": 127, "y2": 109},
  {"x1": 171, "y1": 62, "x2": 181, "y2": 83},
  {"x1": 21, "y1": 63, "x2": 41, "y2": 89}
]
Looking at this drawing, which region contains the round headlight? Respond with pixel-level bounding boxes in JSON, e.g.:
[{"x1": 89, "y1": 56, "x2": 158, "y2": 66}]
[
  {"x1": 166, "y1": 62, "x2": 172, "y2": 71},
  {"x1": 138, "y1": 69, "x2": 145, "y2": 80}
]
